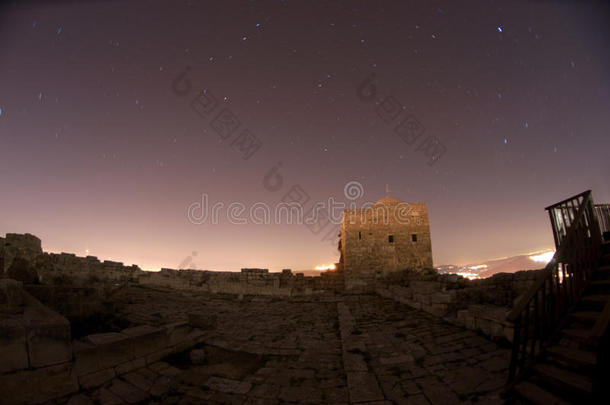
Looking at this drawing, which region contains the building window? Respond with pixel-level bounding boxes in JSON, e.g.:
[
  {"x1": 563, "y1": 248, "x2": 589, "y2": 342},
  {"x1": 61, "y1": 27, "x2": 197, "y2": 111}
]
[
  {"x1": 358, "y1": 231, "x2": 362, "y2": 240},
  {"x1": 412, "y1": 234, "x2": 417, "y2": 242},
  {"x1": 388, "y1": 235, "x2": 394, "y2": 243}
]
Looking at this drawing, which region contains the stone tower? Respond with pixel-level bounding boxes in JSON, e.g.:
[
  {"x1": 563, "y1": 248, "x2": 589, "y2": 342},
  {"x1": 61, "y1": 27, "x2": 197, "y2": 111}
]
[{"x1": 339, "y1": 196, "x2": 433, "y2": 290}]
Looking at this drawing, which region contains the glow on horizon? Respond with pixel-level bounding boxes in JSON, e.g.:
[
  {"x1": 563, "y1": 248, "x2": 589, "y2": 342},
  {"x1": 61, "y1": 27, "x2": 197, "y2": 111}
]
[
  {"x1": 315, "y1": 264, "x2": 336, "y2": 271},
  {"x1": 529, "y1": 250, "x2": 555, "y2": 263}
]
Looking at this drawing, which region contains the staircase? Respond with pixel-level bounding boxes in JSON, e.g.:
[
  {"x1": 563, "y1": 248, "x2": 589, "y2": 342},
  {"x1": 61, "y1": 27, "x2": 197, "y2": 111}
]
[{"x1": 506, "y1": 191, "x2": 610, "y2": 404}]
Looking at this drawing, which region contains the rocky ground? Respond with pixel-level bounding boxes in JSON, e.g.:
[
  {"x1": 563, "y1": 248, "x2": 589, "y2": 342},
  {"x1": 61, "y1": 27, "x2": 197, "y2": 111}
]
[{"x1": 55, "y1": 285, "x2": 510, "y2": 405}]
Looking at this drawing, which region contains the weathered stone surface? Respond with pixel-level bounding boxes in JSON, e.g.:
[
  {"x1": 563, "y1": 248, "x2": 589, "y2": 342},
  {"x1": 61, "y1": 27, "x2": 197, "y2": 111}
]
[
  {"x1": 66, "y1": 393, "x2": 94, "y2": 405},
  {"x1": 343, "y1": 352, "x2": 368, "y2": 371},
  {"x1": 279, "y1": 386, "x2": 323, "y2": 403},
  {"x1": 0, "y1": 318, "x2": 28, "y2": 373},
  {"x1": 6, "y1": 257, "x2": 39, "y2": 284},
  {"x1": 73, "y1": 340, "x2": 99, "y2": 376},
  {"x1": 114, "y1": 357, "x2": 146, "y2": 375},
  {"x1": 347, "y1": 371, "x2": 385, "y2": 403},
  {"x1": 108, "y1": 378, "x2": 149, "y2": 404},
  {"x1": 25, "y1": 320, "x2": 72, "y2": 368},
  {"x1": 123, "y1": 370, "x2": 153, "y2": 391},
  {"x1": 189, "y1": 348, "x2": 206, "y2": 364},
  {"x1": 188, "y1": 312, "x2": 217, "y2": 329},
  {"x1": 121, "y1": 325, "x2": 167, "y2": 357},
  {"x1": 164, "y1": 321, "x2": 190, "y2": 346},
  {"x1": 49, "y1": 274, "x2": 514, "y2": 405},
  {"x1": 78, "y1": 367, "x2": 116, "y2": 389},
  {"x1": 0, "y1": 278, "x2": 24, "y2": 309},
  {"x1": 87, "y1": 332, "x2": 134, "y2": 368},
  {"x1": 0, "y1": 362, "x2": 78, "y2": 405},
  {"x1": 205, "y1": 376, "x2": 252, "y2": 394},
  {"x1": 93, "y1": 387, "x2": 123, "y2": 405}
]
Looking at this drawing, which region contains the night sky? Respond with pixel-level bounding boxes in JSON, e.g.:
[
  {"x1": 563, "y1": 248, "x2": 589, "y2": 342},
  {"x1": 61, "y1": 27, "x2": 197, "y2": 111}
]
[{"x1": 1, "y1": 0, "x2": 609, "y2": 272}]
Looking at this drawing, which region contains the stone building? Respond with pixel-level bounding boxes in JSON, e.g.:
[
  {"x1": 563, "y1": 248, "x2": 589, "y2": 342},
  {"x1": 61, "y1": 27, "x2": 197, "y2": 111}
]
[{"x1": 339, "y1": 196, "x2": 433, "y2": 289}]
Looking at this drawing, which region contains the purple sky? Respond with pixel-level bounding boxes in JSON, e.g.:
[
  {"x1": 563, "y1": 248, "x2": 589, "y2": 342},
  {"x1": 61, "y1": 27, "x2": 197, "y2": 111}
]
[{"x1": 1, "y1": 0, "x2": 609, "y2": 271}]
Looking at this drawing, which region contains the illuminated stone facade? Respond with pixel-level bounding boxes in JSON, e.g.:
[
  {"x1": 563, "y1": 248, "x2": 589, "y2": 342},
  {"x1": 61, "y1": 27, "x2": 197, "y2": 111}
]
[{"x1": 340, "y1": 196, "x2": 433, "y2": 289}]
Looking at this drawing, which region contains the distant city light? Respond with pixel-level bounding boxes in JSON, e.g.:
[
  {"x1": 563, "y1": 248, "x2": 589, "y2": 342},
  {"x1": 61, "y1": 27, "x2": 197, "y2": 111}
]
[
  {"x1": 456, "y1": 272, "x2": 480, "y2": 280},
  {"x1": 529, "y1": 251, "x2": 555, "y2": 263}
]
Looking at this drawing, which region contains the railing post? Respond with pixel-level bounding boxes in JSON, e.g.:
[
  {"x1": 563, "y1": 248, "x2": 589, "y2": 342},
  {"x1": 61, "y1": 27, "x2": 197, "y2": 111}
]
[{"x1": 508, "y1": 314, "x2": 522, "y2": 383}]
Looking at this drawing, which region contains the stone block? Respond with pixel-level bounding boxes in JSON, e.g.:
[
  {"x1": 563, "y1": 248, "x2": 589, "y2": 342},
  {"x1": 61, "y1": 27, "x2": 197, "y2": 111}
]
[
  {"x1": 121, "y1": 325, "x2": 167, "y2": 357},
  {"x1": 73, "y1": 340, "x2": 99, "y2": 376},
  {"x1": 66, "y1": 394, "x2": 94, "y2": 405},
  {"x1": 489, "y1": 321, "x2": 503, "y2": 338},
  {"x1": 410, "y1": 281, "x2": 441, "y2": 294},
  {"x1": 456, "y1": 310, "x2": 468, "y2": 325},
  {"x1": 205, "y1": 376, "x2": 252, "y2": 394},
  {"x1": 346, "y1": 371, "x2": 384, "y2": 403},
  {"x1": 465, "y1": 314, "x2": 476, "y2": 330},
  {"x1": 146, "y1": 346, "x2": 174, "y2": 364},
  {"x1": 164, "y1": 321, "x2": 190, "y2": 346},
  {"x1": 86, "y1": 332, "x2": 134, "y2": 368},
  {"x1": 430, "y1": 292, "x2": 453, "y2": 304},
  {"x1": 26, "y1": 323, "x2": 72, "y2": 368},
  {"x1": 0, "y1": 319, "x2": 28, "y2": 373},
  {"x1": 115, "y1": 357, "x2": 146, "y2": 375},
  {"x1": 108, "y1": 378, "x2": 149, "y2": 403},
  {"x1": 78, "y1": 367, "x2": 116, "y2": 389},
  {"x1": 23, "y1": 297, "x2": 72, "y2": 368},
  {"x1": 0, "y1": 362, "x2": 78, "y2": 405},
  {"x1": 476, "y1": 317, "x2": 491, "y2": 335},
  {"x1": 188, "y1": 312, "x2": 217, "y2": 330},
  {"x1": 6, "y1": 257, "x2": 39, "y2": 284},
  {"x1": 189, "y1": 348, "x2": 206, "y2": 365},
  {"x1": 0, "y1": 279, "x2": 24, "y2": 308},
  {"x1": 413, "y1": 293, "x2": 430, "y2": 305},
  {"x1": 343, "y1": 352, "x2": 368, "y2": 371}
]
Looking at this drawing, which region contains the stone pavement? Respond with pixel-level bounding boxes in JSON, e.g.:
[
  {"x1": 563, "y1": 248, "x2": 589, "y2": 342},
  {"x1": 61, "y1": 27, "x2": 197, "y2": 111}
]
[{"x1": 52, "y1": 287, "x2": 509, "y2": 404}]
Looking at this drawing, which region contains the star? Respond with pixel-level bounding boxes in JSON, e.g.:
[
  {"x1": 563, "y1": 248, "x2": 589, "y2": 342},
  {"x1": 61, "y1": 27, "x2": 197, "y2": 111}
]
[{"x1": 497, "y1": 26, "x2": 503, "y2": 33}]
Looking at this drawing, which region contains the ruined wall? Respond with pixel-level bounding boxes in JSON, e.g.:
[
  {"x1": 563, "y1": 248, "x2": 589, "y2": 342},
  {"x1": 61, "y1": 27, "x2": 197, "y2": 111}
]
[
  {"x1": 138, "y1": 267, "x2": 344, "y2": 296},
  {"x1": 1, "y1": 233, "x2": 43, "y2": 281},
  {"x1": 375, "y1": 270, "x2": 543, "y2": 342},
  {"x1": 1, "y1": 233, "x2": 343, "y2": 297},
  {"x1": 0, "y1": 279, "x2": 208, "y2": 405},
  {"x1": 36, "y1": 252, "x2": 141, "y2": 285},
  {"x1": 341, "y1": 198, "x2": 433, "y2": 290}
]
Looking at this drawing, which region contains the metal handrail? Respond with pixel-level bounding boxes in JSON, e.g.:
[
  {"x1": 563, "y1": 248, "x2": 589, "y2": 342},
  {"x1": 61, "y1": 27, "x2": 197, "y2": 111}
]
[{"x1": 507, "y1": 190, "x2": 602, "y2": 384}]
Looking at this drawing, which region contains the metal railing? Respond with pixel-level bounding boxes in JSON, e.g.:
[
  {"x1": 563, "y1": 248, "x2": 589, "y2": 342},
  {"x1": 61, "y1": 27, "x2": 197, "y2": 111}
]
[
  {"x1": 506, "y1": 190, "x2": 602, "y2": 384},
  {"x1": 594, "y1": 204, "x2": 610, "y2": 242}
]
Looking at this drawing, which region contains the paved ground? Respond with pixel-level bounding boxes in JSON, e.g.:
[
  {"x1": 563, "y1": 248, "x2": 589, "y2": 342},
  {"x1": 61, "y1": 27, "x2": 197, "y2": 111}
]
[{"x1": 58, "y1": 286, "x2": 510, "y2": 404}]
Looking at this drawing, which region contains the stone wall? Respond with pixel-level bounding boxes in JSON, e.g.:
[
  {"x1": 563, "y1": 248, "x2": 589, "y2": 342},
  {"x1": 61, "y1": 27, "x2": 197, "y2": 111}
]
[{"x1": 375, "y1": 270, "x2": 543, "y2": 343}]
